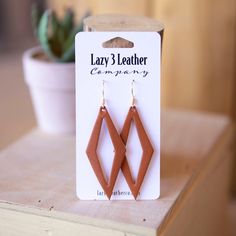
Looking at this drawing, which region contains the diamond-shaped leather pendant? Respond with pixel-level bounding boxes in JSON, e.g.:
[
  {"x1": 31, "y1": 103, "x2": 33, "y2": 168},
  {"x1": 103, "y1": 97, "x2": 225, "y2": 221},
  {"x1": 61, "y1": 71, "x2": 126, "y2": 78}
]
[
  {"x1": 86, "y1": 106, "x2": 126, "y2": 199},
  {"x1": 121, "y1": 106, "x2": 154, "y2": 199}
]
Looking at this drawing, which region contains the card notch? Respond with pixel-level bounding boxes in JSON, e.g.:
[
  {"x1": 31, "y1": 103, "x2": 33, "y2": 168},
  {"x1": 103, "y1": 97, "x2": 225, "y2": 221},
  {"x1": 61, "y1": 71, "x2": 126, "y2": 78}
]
[{"x1": 102, "y1": 37, "x2": 134, "y2": 48}]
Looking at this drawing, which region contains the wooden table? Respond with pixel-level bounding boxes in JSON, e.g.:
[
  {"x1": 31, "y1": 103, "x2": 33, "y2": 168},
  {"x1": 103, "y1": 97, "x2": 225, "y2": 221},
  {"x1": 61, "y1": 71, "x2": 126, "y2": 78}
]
[{"x1": 0, "y1": 110, "x2": 233, "y2": 236}]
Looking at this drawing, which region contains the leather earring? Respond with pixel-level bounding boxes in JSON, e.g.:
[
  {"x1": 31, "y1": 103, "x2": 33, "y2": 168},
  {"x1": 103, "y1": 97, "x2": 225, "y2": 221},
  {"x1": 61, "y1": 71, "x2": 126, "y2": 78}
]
[
  {"x1": 121, "y1": 80, "x2": 154, "y2": 199},
  {"x1": 86, "y1": 80, "x2": 126, "y2": 199}
]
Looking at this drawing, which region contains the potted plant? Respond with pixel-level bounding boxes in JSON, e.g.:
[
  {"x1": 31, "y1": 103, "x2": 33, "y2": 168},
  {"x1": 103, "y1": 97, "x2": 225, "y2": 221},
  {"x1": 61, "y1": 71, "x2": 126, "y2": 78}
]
[{"x1": 23, "y1": 6, "x2": 88, "y2": 134}]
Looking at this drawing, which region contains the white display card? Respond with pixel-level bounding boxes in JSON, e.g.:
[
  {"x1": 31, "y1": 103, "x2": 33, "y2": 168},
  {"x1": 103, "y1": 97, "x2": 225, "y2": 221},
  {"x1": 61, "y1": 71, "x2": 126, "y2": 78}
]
[{"x1": 76, "y1": 32, "x2": 161, "y2": 200}]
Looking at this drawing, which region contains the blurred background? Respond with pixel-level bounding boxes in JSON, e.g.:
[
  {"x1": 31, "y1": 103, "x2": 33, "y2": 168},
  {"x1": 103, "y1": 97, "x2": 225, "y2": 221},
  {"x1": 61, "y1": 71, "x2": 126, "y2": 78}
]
[{"x1": 0, "y1": 0, "x2": 235, "y2": 233}]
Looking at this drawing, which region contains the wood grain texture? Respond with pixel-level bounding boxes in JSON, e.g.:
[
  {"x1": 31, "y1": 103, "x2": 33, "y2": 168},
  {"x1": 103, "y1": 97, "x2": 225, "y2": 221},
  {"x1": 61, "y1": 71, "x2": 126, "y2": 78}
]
[
  {"x1": 0, "y1": 110, "x2": 233, "y2": 235},
  {"x1": 47, "y1": 0, "x2": 150, "y2": 19},
  {"x1": 83, "y1": 14, "x2": 164, "y2": 34},
  {"x1": 152, "y1": 0, "x2": 236, "y2": 115},
  {"x1": 159, "y1": 133, "x2": 233, "y2": 236}
]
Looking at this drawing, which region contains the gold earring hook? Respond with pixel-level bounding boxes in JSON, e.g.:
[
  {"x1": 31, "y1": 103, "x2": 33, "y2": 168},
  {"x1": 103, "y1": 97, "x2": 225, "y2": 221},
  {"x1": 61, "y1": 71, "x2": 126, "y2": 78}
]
[
  {"x1": 101, "y1": 80, "x2": 105, "y2": 107},
  {"x1": 131, "y1": 79, "x2": 135, "y2": 107}
]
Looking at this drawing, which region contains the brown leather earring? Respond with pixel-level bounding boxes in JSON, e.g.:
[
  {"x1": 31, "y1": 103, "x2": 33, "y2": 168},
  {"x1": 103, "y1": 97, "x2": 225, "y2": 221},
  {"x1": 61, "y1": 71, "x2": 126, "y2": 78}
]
[
  {"x1": 86, "y1": 81, "x2": 126, "y2": 199},
  {"x1": 121, "y1": 80, "x2": 154, "y2": 199}
]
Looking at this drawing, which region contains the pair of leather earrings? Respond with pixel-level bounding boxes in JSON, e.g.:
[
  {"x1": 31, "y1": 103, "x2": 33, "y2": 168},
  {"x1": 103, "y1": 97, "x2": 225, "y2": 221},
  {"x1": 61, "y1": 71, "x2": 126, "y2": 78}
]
[{"x1": 86, "y1": 80, "x2": 154, "y2": 200}]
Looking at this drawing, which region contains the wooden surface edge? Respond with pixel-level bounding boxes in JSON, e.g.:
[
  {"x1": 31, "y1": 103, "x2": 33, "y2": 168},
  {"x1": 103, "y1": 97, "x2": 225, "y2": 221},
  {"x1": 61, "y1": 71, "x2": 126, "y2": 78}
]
[
  {"x1": 0, "y1": 200, "x2": 156, "y2": 236},
  {"x1": 157, "y1": 120, "x2": 233, "y2": 234},
  {"x1": 0, "y1": 128, "x2": 36, "y2": 154}
]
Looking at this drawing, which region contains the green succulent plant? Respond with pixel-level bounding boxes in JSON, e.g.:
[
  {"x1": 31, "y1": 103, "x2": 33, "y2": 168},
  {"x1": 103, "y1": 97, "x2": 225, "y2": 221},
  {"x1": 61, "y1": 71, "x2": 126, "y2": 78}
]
[{"x1": 32, "y1": 5, "x2": 89, "y2": 62}]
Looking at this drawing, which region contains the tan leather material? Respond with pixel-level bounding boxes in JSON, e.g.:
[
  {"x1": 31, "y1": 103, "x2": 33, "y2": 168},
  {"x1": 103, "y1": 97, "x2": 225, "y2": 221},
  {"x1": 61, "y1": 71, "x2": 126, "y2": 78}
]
[
  {"x1": 120, "y1": 106, "x2": 154, "y2": 199},
  {"x1": 86, "y1": 106, "x2": 126, "y2": 199}
]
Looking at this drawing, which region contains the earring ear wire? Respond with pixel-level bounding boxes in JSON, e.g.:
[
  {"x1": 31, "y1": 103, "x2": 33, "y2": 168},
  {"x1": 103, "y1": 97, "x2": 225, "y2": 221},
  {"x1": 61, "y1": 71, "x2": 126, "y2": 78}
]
[
  {"x1": 101, "y1": 80, "x2": 105, "y2": 108},
  {"x1": 131, "y1": 79, "x2": 135, "y2": 107}
]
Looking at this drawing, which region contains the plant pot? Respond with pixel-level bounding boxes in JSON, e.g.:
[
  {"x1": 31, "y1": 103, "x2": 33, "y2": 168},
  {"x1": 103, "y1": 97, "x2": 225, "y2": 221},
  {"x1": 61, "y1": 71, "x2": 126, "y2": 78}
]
[{"x1": 22, "y1": 47, "x2": 75, "y2": 134}]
